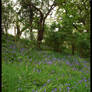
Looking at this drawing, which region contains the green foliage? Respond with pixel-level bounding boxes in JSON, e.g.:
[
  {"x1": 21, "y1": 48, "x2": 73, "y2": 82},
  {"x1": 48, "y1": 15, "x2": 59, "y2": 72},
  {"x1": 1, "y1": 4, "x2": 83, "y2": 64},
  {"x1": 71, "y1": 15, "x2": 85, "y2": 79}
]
[
  {"x1": 2, "y1": 0, "x2": 91, "y2": 90},
  {"x1": 76, "y1": 33, "x2": 90, "y2": 57},
  {"x1": 2, "y1": 34, "x2": 90, "y2": 92}
]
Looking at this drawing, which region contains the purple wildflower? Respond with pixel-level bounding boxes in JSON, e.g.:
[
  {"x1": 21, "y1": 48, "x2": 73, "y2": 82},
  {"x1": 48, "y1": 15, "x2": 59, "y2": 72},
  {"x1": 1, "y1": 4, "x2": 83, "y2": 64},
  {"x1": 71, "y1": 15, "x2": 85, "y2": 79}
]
[
  {"x1": 10, "y1": 45, "x2": 13, "y2": 48},
  {"x1": 37, "y1": 69, "x2": 41, "y2": 72},
  {"x1": 44, "y1": 88, "x2": 46, "y2": 92},
  {"x1": 32, "y1": 89, "x2": 35, "y2": 92},
  {"x1": 72, "y1": 67, "x2": 77, "y2": 71},
  {"x1": 33, "y1": 81, "x2": 36, "y2": 84},
  {"x1": 36, "y1": 90, "x2": 38, "y2": 92},
  {"x1": 61, "y1": 58, "x2": 65, "y2": 61},
  {"x1": 84, "y1": 65, "x2": 87, "y2": 68},
  {"x1": 84, "y1": 79, "x2": 87, "y2": 82},
  {"x1": 67, "y1": 87, "x2": 70, "y2": 92},
  {"x1": 59, "y1": 88, "x2": 61, "y2": 91},
  {"x1": 86, "y1": 71, "x2": 88, "y2": 73},
  {"x1": 33, "y1": 68, "x2": 36, "y2": 72},
  {"x1": 48, "y1": 61, "x2": 52, "y2": 64},
  {"x1": 43, "y1": 83, "x2": 46, "y2": 87},
  {"x1": 83, "y1": 61, "x2": 87, "y2": 63},
  {"x1": 18, "y1": 88, "x2": 22, "y2": 91},
  {"x1": 85, "y1": 84, "x2": 87, "y2": 87},
  {"x1": 65, "y1": 83, "x2": 70, "y2": 86},
  {"x1": 47, "y1": 79, "x2": 50, "y2": 83},
  {"x1": 11, "y1": 50, "x2": 16, "y2": 53},
  {"x1": 38, "y1": 62, "x2": 41, "y2": 65},
  {"x1": 74, "y1": 60, "x2": 80, "y2": 65},
  {"x1": 51, "y1": 70, "x2": 55, "y2": 73},
  {"x1": 79, "y1": 80, "x2": 82, "y2": 83},
  {"x1": 29, "y1": 58, "x2": 32, "y2": 62},
  {"x1": 54, "y1": 88, "x2": 57, "y2": 91},
  {"x1": 53, "y1": 58, "x2": 57, "y2": 60},
  {"x1": 66, "y1": 61, "x2": 70, "y2": 65}
]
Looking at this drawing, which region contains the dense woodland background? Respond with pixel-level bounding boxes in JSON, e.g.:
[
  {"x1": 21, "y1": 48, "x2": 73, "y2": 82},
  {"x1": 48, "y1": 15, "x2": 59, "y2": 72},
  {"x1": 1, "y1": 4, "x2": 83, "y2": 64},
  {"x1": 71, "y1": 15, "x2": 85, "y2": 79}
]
[
  {"x1": 2, "y1": 0, "x2": 90, "y2": 57},
  {"x1": 2, "y1": 0, "x2": 90, "y2": 92}
]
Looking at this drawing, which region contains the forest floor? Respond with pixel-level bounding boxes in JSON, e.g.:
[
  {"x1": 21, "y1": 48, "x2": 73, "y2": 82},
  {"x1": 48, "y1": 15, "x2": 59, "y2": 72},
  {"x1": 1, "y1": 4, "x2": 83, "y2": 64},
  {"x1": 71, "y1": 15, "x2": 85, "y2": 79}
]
[{"x1": 2, "y1": 34, "x2": 90, "y2": 92}]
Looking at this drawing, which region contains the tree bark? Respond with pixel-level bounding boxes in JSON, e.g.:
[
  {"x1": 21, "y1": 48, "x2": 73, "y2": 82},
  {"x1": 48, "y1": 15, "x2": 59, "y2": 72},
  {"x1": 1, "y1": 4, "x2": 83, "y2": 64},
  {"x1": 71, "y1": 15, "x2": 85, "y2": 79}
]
[
  {"x1": 5, "y1": 27, "x2": 8, "y2": 36},
  {"x1": 16, "y1": 24, "x2": 21, "y2": 39},
  {"x1": 30, "y1": 2, "x2": 55, "y2": 48},
  {"x1": 37, "y1": 16, "x2": 45, "y2": 48},
  {"x1": 29, "y1": 5, "x2": 34, "y2": 40},
  {"x1": 72, "y1": 43, "x2": 75, "y2": 55}
]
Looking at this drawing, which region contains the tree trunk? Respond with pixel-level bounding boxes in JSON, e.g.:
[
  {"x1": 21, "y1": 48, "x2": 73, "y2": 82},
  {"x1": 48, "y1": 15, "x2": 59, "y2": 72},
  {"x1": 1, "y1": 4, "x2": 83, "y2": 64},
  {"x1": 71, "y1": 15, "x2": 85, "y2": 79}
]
[
  {"x1": 37, "y1": 28, "x2": 44, "y2": 48},
  {"x1": 29, "y1": 5, "x2": 34, "y2": 41},
  {"x1": 30, "y1": 28, "x2": 34, "y2": 40},
  {"x1": 30, "y1": 2, "x2": 55, "y2": 48},
  {"x1": 16, "y1": 24, "x2": 21, "y2": 39},
  {"x1": 5, "y1": 27, "x2": 8, "y2": 36},
  {"x1": 37, "y1": 12, "x2": 45, "y2": 48},
  {"x1": 72, "y1": 43, "x2": 75, "y2": 55},
  {"x1": 37, "y1": 18, "x2": 45, "y2": 48}
]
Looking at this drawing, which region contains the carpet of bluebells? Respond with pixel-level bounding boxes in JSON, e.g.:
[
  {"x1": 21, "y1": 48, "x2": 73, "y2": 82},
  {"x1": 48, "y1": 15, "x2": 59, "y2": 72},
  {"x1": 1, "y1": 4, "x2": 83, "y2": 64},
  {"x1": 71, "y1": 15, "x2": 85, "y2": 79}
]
[{"x1": 2, "y1": 34, "x2": 90, "y2": 92}]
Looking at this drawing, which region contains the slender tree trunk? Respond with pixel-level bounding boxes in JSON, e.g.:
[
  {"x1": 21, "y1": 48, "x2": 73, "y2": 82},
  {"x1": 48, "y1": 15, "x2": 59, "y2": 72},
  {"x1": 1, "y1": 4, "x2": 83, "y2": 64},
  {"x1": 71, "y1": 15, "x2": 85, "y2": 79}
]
[
  {"x1": 29, "y1": 5, "x2": 34, "y2": 41},
  {"x1": 16, "y1": 24, "x2": 21, "y2": 39},
  {"x1": 14, "y1": 26, "x2": 17, "y2": 43},
  {"x1": 30, "y1": 28, "x2": 34, "y2": 40},
  {"x1": 72, "y1": 43, "x2": 75, "y2": 55},
  {"x1": 5, "y1": 27, "x2": 8, "y2": 36},
  {"x1": 2, "y1": 27, "x2": 4, "y2": 34}
]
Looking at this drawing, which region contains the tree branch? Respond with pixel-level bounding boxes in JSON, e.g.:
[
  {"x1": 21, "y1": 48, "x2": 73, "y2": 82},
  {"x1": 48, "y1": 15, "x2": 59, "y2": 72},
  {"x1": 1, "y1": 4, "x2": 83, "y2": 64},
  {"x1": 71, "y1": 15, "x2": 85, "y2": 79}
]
[
  {"x1": 30, "y1": 3, "x2": 43, "y2": 16},
  {"x1": 44, "y1": 2, "x2": 56, "y2": 19}
]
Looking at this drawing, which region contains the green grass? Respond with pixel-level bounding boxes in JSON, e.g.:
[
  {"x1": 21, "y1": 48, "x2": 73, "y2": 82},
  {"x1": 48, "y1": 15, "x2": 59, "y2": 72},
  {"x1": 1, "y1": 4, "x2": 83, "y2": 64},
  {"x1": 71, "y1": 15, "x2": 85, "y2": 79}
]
[{"x1": 2, "y1": 34, "x2": 90, "y2": 92}]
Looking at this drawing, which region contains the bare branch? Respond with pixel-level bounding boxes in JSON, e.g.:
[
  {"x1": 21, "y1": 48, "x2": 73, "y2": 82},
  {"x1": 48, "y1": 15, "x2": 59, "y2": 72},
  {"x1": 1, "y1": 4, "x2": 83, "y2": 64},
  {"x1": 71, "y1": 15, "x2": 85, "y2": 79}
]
[
  {"x1": 30, "y1": 3, "x2": 43, "y2": 16},
  {"x1": 44, "y1": 2, "x2": 56, "y2": 19}
]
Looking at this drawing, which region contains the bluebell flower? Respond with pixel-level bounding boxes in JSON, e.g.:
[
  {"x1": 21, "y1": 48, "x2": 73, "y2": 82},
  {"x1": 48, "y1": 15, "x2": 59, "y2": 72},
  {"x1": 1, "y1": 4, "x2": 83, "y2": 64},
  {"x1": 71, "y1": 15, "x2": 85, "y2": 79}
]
[
  {"x1": 54, "y1": 88, "x2": 57, "y2": 92},
  {"x1": 33, "y1": 68, "x2": 36, "y2": 72},
  {"x1": 83, "y1": 61, "x2": 87, "y2": 63},
  {"x1": 65, "y1": 83, "x2": 70, "y2": 86},
  {"x1": 38, "y1": 62, "x2": 41, "y2": 65},
  {"x1": 79, "y1": 80, "x2": 82, "y2": 83},
  {"x1": 11, "y1": 50, "x2": 16, "y2": 53},
  {"x1": 84, "y1": 79, "x2": 87, "y2": 82},
  {"x1": 84, "y1": 65, "x2": 87, "y2": 67},
  {"x1": 43, "y1": 83, "x2": 46, "y2": 87},
  {"x1": 85, "y1": 84, "x2": 87, "y2": 87},
  {"x1": 18, "y1": 88, "x2": 22, "y2": 91},
  {"x1": 59, "y1": 88, "x2": 61, "y2": 91},
  {"x1": 10, "y1": 45, "x2": 13, "y2": 48},
  {"x1": 72, "y1": 67, "x2": 77, "y2": 71},
  {"x1": 86, "y1": 71, "x2": 88, "y2": 73},
  {"x1": 44, "y1": 88, "x2": 46, "y2": 92},
  {"x1": 35, "y1": 90, "x2": 38, "y2": 92},
  {"x1": 47, "y1": 79, "x2": 50, "y2": 83},
  {"x1": 29, "y1": 58, "x2": 32, "y2": 62},
  {"x1": 66, "y1": 61, "x2": 70, "y2": 65},
  {"x1": 37, "y1": 69, "x2": 41, "y2": 72},
  {"x1": 32, "y1": 89, "x2": 35, "y2": 92},
  {"x1": 47, "y1": 61, "x2": 52, "y2": 64},
  {"x1": 75, "y1": 61, "x2": 80, "y2": 65},
  {"x1": 67, "y1": 87, "x2": 70, "y2": 92}
]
